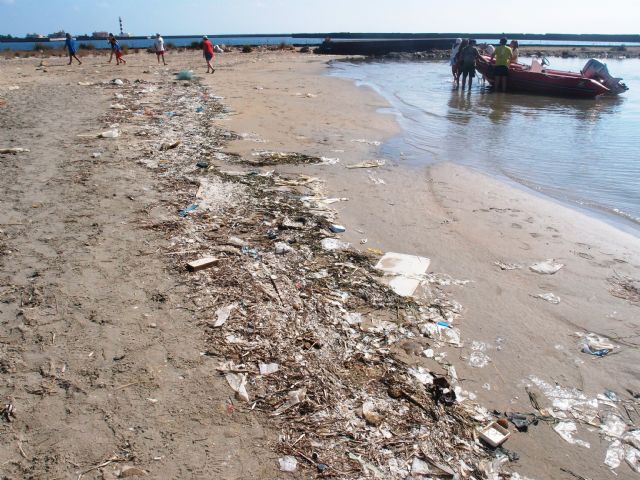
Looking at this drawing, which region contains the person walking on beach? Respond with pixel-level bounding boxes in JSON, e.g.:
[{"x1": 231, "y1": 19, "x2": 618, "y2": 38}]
[
  {"x1": 491, "y1": 37, "x2": 512, "y2": 92},
  {"x1": 65, "y1": 33, "x2": 82, "y2": 65},
  {"x1": 450, "y1": 38, "x2": 462, "y2": 85},
  {"x1": 154, "y1": 33, "x2": 167, "y2": 65},
  {"x1": 202, "y1": 36, "x2": 215, "y2": 74},
  {"x1": 107, "y1": 33, "x2": 117, "y2": 63},
  {"x1": 460, "y1": 39, "x2": 480, "y2": 90},
  {"x1": 509, "y1": 40, "x2": 520, "y2": 63},
  {"x1": 108, "y1": 34, "x2": 126, "y2": 65}
]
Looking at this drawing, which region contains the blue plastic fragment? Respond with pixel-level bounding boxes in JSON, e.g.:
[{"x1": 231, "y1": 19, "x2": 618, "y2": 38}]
[
  {"x1": 437, "y1": 321, "x2": 451, "y2": 329},
  {"x1": 179, "y1": 204, "x2": 198, "y2": 217},
  {"x1": 241, "y1": 245, "x2": 260, "y2": 258},
  {"x1": 583, "y1": 345, "x2": 609, "y2": 357}
]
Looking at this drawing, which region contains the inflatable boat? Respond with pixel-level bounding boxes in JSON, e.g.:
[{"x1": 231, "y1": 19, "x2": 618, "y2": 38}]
[{"x1": 476, "y1": 56, "x2": 628, "y2": 98}]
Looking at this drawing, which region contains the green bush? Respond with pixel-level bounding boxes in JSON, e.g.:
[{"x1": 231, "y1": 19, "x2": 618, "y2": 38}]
[
  {"x1": 33, "y1": 42, "x2": 52, "y2": 51},
  {"x1": 242, "y1": 45, "x2": 253, "y2": 53},
  {"x1": 79, "y1": 43, "x2": 96, "y2": 50}
]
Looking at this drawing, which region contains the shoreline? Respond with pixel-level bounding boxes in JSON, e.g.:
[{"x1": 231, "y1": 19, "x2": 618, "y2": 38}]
[
  {"x1": 1, "y1": 50, "x2": 639, "y2": 479},
  {"x1": 212, "y1": 50, "x2": 640, "y2": 479},
  {"x1": 327, "y1": 60, "x2": 640, "y2": 237}
]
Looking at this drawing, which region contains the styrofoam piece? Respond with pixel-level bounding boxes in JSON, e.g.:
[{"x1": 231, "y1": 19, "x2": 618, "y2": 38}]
[{"x1": 375, "y1": 252, "x2": 430, "y2": 297}]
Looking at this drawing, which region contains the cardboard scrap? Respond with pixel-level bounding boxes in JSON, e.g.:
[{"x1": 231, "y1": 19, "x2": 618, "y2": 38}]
[{"x1": 187, "y1": 257, "x2": 218, "y2": 272}]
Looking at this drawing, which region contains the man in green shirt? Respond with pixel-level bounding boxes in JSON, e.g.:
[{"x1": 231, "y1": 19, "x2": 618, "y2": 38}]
[{"x1": 491, "y1": 37, "x2": 512, "y2": 92}]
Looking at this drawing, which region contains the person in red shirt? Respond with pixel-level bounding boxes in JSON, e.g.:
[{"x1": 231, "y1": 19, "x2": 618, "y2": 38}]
[{"x1": 202, "y1": 36, "x2": 215, "y2": 74}]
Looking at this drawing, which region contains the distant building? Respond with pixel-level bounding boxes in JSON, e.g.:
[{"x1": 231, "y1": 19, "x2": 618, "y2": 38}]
[
  {"x1": 48, "y1": 30, "x2": 66, "y2": 38},
  {"x1": 92, "y1": 31, "x2": 109, "y2": 38},
  {"x1": 26, "y1": 33, "x2": 46, "y2": 38}
]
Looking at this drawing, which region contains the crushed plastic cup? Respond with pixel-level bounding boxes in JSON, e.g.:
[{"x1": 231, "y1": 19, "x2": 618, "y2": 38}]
[{"x1": 99, "y1": 129, "x2": 120, "y2": 138}]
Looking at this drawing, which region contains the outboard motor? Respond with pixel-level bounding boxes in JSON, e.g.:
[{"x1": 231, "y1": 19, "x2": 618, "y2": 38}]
[{"x1": 581, "y1": 59, "x2": 629, "y2": 95}]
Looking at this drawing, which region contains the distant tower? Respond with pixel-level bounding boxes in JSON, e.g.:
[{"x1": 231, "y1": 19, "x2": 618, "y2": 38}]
[{"x1": 119, "y1": 17, "x2": 124, "y2": 36}]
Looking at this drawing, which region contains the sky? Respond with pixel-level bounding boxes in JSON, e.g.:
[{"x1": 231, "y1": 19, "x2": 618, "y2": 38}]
[{"x1": 1, "y1": 0, "x2": 639, "y2": 37}]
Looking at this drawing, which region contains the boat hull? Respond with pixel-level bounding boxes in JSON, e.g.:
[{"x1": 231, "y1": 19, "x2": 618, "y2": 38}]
[{"x1": 476, "y1": 57, "x2": 610, "y2": 98}]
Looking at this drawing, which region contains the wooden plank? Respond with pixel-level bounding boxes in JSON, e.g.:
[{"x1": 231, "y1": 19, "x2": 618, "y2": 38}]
[{"x1": 186, "y1": 257, "x2": 218, "y2": 272}]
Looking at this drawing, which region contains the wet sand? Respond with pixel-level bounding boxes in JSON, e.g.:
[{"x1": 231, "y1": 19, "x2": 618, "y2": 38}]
[
  {"x1": 214, "y1": 50, "x2": 640, "y2": 479},
  {"x1": 1, "y1": 49, "x2": 639, "y2": 479}
]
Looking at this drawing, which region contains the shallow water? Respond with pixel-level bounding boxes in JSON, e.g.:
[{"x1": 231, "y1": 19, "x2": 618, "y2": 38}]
[{"x1": 331, "y1": 58, "x2": 640, "y2": 230}]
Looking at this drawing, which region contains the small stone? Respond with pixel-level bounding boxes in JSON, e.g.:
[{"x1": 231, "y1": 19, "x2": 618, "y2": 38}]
[{"x1": 119, "y1": 466, "x2": 147, "y2": 477}]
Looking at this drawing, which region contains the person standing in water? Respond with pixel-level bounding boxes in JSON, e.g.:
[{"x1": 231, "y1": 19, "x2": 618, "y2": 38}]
[
  {"x1": 154, "y1": 33, "x2": 167, "y2": 65},
  {"x1": 202, "y1": 36, "x2": 215, "y2": 74},
  {"x1": 449, "y1": 38, "x2": 462, "y2": 85},
  {"x1": 65, "y1": 33, "x2": 82, "y2": 65},
  {"x1": 460, "y1": 39, "x2": 480, "y2": 90},
  {"x1": 491, "y1": 37, "x2": 512, "y2": 92}
]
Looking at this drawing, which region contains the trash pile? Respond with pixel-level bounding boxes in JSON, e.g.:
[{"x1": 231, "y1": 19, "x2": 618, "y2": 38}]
[
  {"x1": 99, "y1": 70, "x2": 516, "y2": 478},
  {"x1": 521, "y1": 376, "x2": 640, "y2": 474},
  {"x1": 608, "y1": 273, "x2": 640, "y2": 305},
  {"x1": 243, "y1": 150, "x2": 322, "y2": 166}
]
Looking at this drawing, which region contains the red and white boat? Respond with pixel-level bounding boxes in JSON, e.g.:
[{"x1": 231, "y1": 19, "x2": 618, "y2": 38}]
[{"x1": 476, "y1": 55, "x2": 628, "y2": 98}]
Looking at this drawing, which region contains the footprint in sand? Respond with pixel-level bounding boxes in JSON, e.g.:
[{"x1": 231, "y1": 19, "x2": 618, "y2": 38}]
[
  {"x1": 573, "y1": 251, "x2": 595, "y2": 260},
  {"x1": 530, "y1": 232, "x2": 542, "y2": 238},
  {"x1": 511, "y1": 223, "x2": 522, "y2": 229}
]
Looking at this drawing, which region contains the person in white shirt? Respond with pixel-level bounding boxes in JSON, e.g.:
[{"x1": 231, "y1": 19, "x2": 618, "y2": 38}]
[
  {"x1": 154, "y1": 33, "x2": 167, "y2": 65},
  {"x1": 449, "y1": 38, "x2": 462, "y2": 85}
]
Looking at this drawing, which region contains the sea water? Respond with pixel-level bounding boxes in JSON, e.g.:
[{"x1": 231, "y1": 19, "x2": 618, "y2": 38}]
[{"x1": 331, "y1": 58, "x2": 640, "y2": 231}]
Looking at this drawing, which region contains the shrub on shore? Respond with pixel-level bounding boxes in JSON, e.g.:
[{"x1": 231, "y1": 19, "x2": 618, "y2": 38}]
[{"x1": 242, "y1": 45, "x2": 253, "y2": 53}]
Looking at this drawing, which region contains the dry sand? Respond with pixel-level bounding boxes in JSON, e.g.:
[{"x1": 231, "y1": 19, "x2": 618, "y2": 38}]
[
  {"x1": 1, "y1": 48, "x2": 639, "y2": 479},
  {"x1": 0, "y1": 52, "x2": 278, "y2": 479}
]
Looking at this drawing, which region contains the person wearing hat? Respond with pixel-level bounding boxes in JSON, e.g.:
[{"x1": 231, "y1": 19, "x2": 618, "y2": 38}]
[
  {"x1": 154, "y1": 33, "x2": 167, "y2": 65},
  {"x1": 450, "y1": 38, "x2": 462, "y2": 85},
  {"x1": 65, "y1": 33, "x2": 82, "y2": 66},
  {"x1": 202, "y1": 35, "x2": 215, "y2": 74}
]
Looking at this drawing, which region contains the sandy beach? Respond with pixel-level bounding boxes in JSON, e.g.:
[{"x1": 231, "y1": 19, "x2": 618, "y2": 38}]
[{"x1": 1, "y1": 49, "x2": 639, "y2": 479}]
